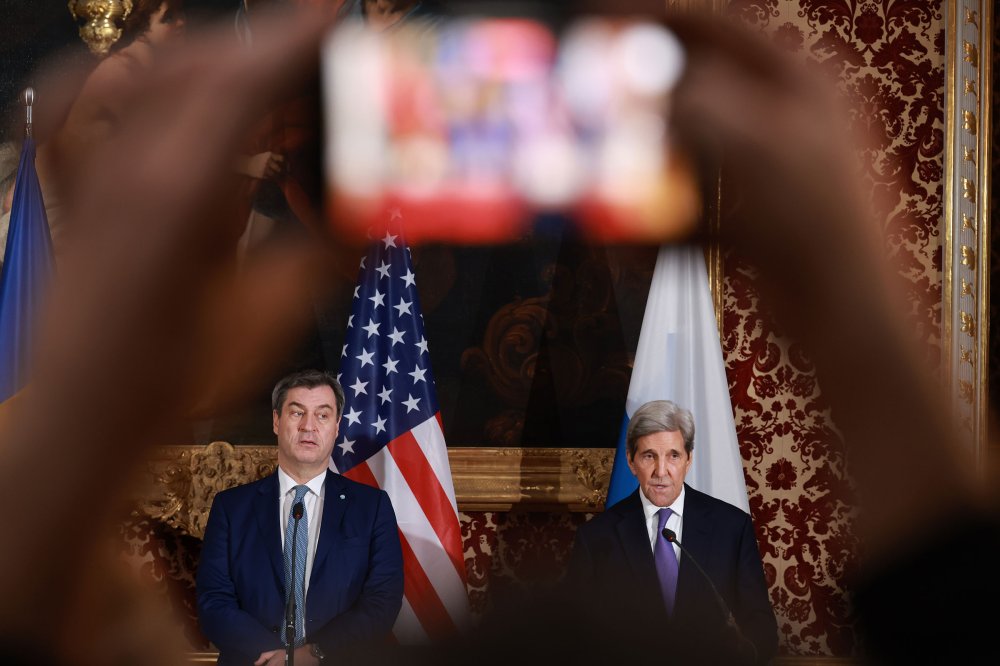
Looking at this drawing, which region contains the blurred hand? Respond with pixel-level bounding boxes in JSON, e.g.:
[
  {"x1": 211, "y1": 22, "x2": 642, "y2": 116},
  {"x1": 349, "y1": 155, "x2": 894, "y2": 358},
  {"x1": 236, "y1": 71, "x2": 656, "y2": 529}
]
[
  {"x1": 241, "y1": 150, "x2": 286, "y2": 179},
  {"x1": 256, "y1": 648, "x2": 282, "y2": 665},
  {"x1": 666, "y1": 13, "x2": 979, "y2": 554},
  {"x1": 256, "y1": 646, "x2": 318, "y2": 666}
]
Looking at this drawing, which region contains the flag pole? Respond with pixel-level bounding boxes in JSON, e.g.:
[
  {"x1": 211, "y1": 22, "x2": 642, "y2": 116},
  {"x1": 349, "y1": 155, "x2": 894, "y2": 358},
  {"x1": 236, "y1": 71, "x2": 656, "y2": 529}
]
[{"x1": 23, "y1": 87, "x2": 34, "y2": 138}]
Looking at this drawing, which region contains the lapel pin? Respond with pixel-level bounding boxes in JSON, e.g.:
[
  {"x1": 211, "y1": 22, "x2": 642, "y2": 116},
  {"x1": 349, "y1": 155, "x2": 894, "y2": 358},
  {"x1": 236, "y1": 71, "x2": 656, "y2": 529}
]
[{"x1": 340, "y1": 494, "x2": 346, "y2": 500}]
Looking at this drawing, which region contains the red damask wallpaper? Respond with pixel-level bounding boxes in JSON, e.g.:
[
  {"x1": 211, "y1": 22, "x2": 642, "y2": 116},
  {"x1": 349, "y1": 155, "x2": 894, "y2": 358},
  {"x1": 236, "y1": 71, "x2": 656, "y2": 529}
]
[{"x1": 722, "y1": 0, "x2": 944, "y2": 656}]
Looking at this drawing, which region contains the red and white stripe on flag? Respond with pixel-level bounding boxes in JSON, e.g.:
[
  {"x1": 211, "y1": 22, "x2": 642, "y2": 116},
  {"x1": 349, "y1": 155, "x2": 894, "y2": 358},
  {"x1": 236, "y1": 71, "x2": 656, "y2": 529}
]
[
  {"x1": 342, "y1": 413, "x2": 469, "y2": 641},
  {"x1": 332, "y1": 220, "x2": 470, "y2": 641}
]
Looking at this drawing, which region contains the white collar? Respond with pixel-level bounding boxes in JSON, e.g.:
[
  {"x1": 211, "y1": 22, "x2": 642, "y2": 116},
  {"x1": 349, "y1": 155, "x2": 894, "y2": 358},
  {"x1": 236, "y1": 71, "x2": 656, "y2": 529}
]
[
  {"x1": 277, "y1": 466, "x2": 327, "y2": 498},
  {"x1": 638, "y1": 483, "x2": 686, "y2": 522}
]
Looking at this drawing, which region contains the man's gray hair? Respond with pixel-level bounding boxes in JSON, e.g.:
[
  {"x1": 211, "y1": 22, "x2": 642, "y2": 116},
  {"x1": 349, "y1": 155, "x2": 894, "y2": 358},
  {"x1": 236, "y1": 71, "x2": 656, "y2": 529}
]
[{"x1": 625, "y1": 400, "x2": 695, "y2": 459}]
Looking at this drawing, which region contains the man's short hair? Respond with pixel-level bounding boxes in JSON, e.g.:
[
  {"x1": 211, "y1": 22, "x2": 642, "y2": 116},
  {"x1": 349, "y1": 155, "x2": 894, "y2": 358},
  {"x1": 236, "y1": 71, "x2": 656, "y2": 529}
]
[
  {"x1": 271, "y1": 369, "x2": 345, "y2": 418},
  {"x1": 625, "y1": 400, "x2": 695, "y2": 459}
]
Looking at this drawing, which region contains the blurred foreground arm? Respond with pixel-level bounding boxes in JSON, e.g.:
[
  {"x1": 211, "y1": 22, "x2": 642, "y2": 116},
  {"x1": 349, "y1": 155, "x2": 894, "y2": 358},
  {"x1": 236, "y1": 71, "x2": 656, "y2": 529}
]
[
  {"x1": 0, "y1": 6, "x2": 337, "y2": 656},
  {"x1": 668, "y1": 13, "x2": 997, "y2": 662},
  {"x1": 669, "y1": 12, "x2": 981, "y2": 558}
]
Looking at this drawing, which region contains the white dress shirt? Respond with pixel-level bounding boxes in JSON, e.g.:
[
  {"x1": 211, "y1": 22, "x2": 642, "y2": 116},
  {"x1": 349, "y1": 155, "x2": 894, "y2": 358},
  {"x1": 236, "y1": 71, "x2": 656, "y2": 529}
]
[
  {"x1": 278, "y1": 466, "x2": 326, "y2": 597},
  {"x1": 638, "y1": 484, "x2": 685, "y2": 562}
]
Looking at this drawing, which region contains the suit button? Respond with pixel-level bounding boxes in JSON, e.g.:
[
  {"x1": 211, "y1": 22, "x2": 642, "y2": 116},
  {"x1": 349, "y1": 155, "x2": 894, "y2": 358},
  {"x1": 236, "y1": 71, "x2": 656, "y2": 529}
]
[{"x1": 270, "y1": 626, "x2": 279, "y2": 633}]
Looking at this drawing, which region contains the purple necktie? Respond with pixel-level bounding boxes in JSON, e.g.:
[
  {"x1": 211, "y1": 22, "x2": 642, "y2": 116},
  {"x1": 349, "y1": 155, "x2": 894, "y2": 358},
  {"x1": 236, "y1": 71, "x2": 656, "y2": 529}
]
[{"x1": 654, "y1": 507, "x2": 679, "y2": 615}]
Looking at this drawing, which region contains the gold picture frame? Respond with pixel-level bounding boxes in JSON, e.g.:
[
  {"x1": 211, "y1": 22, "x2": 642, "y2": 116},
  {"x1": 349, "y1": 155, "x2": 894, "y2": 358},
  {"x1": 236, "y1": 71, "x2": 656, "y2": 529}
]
[{"x1": 943, "y1": 0, "x2": 994, "y2": 467}]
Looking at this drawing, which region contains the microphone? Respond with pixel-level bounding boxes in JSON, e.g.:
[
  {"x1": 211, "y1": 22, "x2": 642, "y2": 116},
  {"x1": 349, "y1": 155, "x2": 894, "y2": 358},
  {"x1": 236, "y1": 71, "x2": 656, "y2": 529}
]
[
  {"x1": 662, "y1": 528, "x2": 757, "y2": 663},
  {"x1": 286, "y1": 501, "x2": 305, "y2": 666}
]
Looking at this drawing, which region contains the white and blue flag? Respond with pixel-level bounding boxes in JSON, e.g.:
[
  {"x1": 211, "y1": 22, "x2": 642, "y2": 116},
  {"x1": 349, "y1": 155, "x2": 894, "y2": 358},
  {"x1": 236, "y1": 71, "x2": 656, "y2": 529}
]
[{"x1": 606, "y1": 244, "x2": 749, "y2": 512}]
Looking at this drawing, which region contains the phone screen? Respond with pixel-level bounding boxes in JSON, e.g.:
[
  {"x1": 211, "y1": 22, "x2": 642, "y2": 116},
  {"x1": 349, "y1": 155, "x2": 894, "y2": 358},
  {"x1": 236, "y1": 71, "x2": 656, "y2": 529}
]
[{"x1": 322, "y1": 17, "x2": 697, "y2": 242}]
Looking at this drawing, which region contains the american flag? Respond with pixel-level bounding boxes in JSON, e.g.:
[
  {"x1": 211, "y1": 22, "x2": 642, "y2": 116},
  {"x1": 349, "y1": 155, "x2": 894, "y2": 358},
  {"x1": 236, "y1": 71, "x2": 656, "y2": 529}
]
[{"x1": 331, "y1": 216, "x2": 470, "y2": 642}]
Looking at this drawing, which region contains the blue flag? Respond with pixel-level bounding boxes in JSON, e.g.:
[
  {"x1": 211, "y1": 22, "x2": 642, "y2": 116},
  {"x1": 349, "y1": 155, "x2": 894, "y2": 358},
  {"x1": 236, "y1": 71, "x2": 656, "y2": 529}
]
[{"x1": 0, "y1": 138, "x2": 54, "y2": 402}]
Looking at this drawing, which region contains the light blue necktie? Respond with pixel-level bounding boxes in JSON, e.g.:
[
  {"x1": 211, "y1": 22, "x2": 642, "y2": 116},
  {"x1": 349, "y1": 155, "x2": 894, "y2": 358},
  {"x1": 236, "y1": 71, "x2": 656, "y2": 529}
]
[
  {"x1": 654, "y1": 507, "x2": 679, "y2": 615},
  {"x1": 283, "y1": 484, "x2": 310, "y2": 646}
]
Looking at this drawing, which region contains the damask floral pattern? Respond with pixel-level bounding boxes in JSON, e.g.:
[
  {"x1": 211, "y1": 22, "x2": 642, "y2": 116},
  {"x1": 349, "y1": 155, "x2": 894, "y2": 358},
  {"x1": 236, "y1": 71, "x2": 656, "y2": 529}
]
[
  {"x1": 460, "y1": 510, "x2": 589, "y2": 616},
  {"x1": 120, "y1": 518, "x2": 208, "y2": 650},
  {"x1": 723, "y1": 0, "x2": 944, "y2": 656}
]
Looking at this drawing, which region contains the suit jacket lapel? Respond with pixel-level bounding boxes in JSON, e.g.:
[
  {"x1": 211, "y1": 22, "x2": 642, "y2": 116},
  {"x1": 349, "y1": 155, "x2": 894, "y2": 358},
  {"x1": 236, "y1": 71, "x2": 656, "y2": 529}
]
[
  {"x1": 614, "y1": 491, "x2": 660, "y2": 586},
  {"x1": 615, "y1": 490, "x2": 669, "y2": 620},
  {"x1": 311, "y1": 470, "x2": 348, "y2": 579},
  {"x1": 254, "y1": 473, "x2": 285, "y2": 587},
  {"x1": 675, "y1": 484, "x2": 711, "y2": 615}
]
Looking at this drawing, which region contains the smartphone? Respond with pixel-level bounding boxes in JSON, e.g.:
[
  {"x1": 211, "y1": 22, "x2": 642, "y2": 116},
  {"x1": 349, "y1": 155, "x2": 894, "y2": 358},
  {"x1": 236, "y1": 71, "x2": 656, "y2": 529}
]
[{"x1": 322, "y1": 16, "x2": 698, "y2": 242}]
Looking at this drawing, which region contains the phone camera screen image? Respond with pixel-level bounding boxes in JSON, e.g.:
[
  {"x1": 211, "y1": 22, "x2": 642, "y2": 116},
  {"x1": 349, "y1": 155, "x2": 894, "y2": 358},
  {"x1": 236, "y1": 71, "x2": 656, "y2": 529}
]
[{"x1": 323, "y1": 16, "x2": 698, "y2": 242}]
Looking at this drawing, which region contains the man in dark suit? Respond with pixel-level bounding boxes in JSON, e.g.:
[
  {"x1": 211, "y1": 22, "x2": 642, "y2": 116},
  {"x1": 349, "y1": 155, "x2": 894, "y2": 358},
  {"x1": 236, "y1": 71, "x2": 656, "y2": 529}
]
[
  {"x1": 568, "y1": 400, "x2": 777, "y2": 665},
  {"x1": 197, "y1": 369, "x2": 404, "y2": 666}
]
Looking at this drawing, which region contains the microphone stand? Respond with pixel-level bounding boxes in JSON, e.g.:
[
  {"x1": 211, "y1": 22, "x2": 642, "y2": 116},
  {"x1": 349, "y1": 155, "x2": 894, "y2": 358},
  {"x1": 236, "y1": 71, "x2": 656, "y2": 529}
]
[
  {"x1": 662, "y1": 528, "x2": 758, "y2": 664},
  {"x1": 286, "y1": 502, "x2": 304, "y2": 666}
]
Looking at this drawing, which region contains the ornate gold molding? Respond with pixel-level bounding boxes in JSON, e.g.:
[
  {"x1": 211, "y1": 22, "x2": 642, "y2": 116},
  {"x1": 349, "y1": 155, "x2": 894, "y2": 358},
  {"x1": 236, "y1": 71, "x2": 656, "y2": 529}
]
[
  {"x1": 138, "y1": 445, "x2": 615, "y2": 538},
  {"x1": 141, "y1": 442, "x2": 277, "y2": 539},
  {"x1": 68, "y1": 0, "x2": 134, "y2": 56},
  {"x1": 449, "y1": 447, "x2": 613, "y2": 511},
  {"x1": 944, "y1": 0, "x2": 992, "y2": 463}
]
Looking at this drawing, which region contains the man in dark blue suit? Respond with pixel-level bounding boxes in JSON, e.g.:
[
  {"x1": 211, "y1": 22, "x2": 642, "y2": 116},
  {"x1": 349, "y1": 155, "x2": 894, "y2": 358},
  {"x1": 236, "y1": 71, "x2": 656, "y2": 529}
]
[
  {"x1": 197, "y1": 369, "x2": 404, "y2": 666},
  {"x1": 569, "y1": 400, "x2": 777, "y2": 665}
]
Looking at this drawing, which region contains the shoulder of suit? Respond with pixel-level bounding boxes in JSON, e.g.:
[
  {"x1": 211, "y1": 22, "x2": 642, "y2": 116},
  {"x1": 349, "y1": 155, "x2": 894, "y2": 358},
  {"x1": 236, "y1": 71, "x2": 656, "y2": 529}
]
[
  {"x1": 685, "y1": 485, "x2": 752, "y2": 525},
  {"x1": 576, "y1": 491, "x2": 637, "y2": 533},
  {"x1": 326, "y1": 470, "x2": 389, "y2": 501}
]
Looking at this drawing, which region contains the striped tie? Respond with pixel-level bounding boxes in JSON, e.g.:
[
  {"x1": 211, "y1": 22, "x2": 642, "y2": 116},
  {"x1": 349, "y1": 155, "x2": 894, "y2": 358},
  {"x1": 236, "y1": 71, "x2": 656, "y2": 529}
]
[{"x1": 283, "y1": 484, "x2": 310, "y2": 646}]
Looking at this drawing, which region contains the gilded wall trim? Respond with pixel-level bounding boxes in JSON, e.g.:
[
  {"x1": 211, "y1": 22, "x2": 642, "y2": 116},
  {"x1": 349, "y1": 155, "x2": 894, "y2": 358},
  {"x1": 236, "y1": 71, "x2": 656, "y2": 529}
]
[
  {"x1": 139, "y1": 444, "x2": 615, "y2": 538},
  {"x1": 944, "y1": 0, "x2": 993, "y2": 466}
]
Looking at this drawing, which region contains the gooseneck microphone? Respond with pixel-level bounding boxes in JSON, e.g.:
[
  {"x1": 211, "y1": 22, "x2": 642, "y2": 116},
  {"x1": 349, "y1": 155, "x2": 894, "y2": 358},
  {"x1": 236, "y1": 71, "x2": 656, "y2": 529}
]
[
  {"x1": 286, "y1": 501, "x2": 305, "y2": 666},
  {"x1": 662, "y1": 527, "x2": 757, "y2": 663}
]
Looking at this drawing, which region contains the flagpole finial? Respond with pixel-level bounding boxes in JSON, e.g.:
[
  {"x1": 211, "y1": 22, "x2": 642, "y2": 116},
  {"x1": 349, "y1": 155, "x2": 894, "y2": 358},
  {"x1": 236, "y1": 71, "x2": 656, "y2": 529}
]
[{"x1": 23, "y1": 87, "x2": 35, "y2": 137}]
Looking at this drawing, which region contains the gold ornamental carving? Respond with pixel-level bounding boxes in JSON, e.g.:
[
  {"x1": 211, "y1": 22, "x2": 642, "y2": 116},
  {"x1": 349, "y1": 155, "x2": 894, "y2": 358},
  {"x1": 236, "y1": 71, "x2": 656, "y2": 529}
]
[
  {"x1": 961, "y1": 312, "x2": 977, "y2": 338},
  {"x1": 960, "y1": 381, "x2": 974, "y2": 404},
  {"x1": 68, "y1": 0, "x2": 134, "y2": 56},
  {"x1": 961, "y1": 347, "x2": 974, "y2": 364},
  {"x1": 963, "y1": 111, "x2": 978, "y2": 134},
  {"x1": 963, "y1": 147, "x2": 976, "y2": 165},
  {"x1": 962, "y1": 178, "x2": 976, "y2": 203},
  {"x1": 965, "y1": 9, "x2": 979, "y2": 27},
  {"x1": 569, "y1": 449, "x2": 614, "y2": 508},
  {"x1": 961, "y1": 246, "x2": 977, "y2": 268},
  {"x1": 961, "y1": 278, "x2": 974, "y2": 297},
  {"x1": 962, "y1": 213, "x2": 976, "y2": 230},
  {"x1": 140, "y1": 443, "x2": 276, "y2": 539},
  {"x1": 963, "y1": 78, "x2": 979, "y2": 100},
  {"x1": 963, "y1": 41, "x2": 979, "y2": 67}
]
